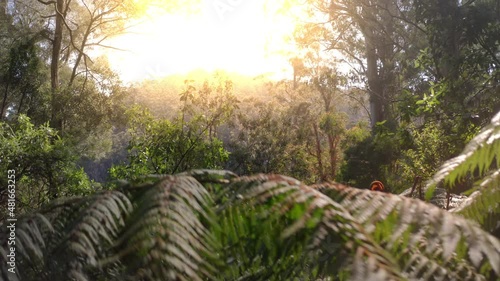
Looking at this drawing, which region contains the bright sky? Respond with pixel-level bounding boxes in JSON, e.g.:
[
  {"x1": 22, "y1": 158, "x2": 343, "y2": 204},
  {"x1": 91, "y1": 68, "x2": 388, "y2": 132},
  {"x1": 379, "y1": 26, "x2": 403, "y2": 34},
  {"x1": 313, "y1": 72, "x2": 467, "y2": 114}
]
[{"x1": 104, "y1": 1, "x2": 302, "y2": 83}]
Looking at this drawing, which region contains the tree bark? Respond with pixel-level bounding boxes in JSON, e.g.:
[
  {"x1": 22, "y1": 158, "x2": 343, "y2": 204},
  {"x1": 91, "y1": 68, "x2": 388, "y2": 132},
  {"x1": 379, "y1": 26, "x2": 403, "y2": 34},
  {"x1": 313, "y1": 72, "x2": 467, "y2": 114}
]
[
  {"x1": 50, "y1": 0, "x2": 64, "y2": 91},
  {"x1": 327, "y1": 133, "x2": 338, "y2": 180},
  {"x1": 1, "y1": 83, "x2": 9, "y2": 120},
  {"x1": 364, "y1": 27, "x2": 385, "y2": 128},
  {"x1": 69, "y1": 21, "x2": 92, "y2": 86},
  {"x1": 359, "y1": 0, "x2": 398, "y2": 129},
  {"x1": 313, "y1": 123, "x2": 326, "y2": 182},
  {"x1": 50, "y1": 0, "x2": 64, "y2": 130},
  {"x1": 17, "y1": 89, "x2": 26, "y2": 115}
]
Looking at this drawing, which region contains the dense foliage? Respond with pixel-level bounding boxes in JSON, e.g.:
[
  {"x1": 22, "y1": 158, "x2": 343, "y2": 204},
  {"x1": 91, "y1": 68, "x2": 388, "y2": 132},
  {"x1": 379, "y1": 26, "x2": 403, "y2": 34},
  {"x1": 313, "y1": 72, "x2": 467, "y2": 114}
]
[
  {"x1": 0, "y1": 115, "x2": 94, "y2": 220},
  {"x1": 109, "y1": 106, "x2": 230, "y2": 180},
  {"x1": 0, "y1": 0, "x2": 499, "y2": 280},
  {"x1": 1, "y1": 111, "x2": 499, "y2": 280}
]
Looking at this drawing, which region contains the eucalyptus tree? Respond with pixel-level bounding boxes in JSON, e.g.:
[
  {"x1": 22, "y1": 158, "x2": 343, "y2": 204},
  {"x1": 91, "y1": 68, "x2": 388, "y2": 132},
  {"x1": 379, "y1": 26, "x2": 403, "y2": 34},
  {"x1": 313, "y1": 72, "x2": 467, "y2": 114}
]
[
  {"x1": 292, "y1": 0, "x2": 422, "y2": 129},
  {"x1": 27, "y1": 0, "x2": 143, "y2": 129},
  {"x1": 291, "y1": 0, "x2": 500, "y2": 191},
  {"x1": 5, "y1": 0, "x2": 200, "y2": 130}
]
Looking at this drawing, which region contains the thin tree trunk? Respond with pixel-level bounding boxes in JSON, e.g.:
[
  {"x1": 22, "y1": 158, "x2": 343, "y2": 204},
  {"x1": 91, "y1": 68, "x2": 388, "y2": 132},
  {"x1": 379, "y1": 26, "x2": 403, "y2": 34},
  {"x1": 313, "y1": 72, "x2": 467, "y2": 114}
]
[
  {"x1": 17, "y1": 90, "x2": 26, "y2": 115},
  {"x1": 327, "y1": 133, "x2": 338, "y2": 180},
  {"x1": 379, "y1": 0, "x2": 396, "y2": 125},
  {"x1": 47, "y1": 162, "x2": 58, "y2": 200},
  {"x1": 1, "y1": 83, "x2": 10, "y2": 120},
  {"x1": 50, "y1": 0, "x2": 64, "y2": 91},
  {"x1": 69, "y1": 21, "x2": 92, "y2": 86},
  {"x1": 313, "y1": 123, "x2": 325, "y2": 182},
  {"x1": 0, "y1": 0, "x2": 8, "y2": 34}
]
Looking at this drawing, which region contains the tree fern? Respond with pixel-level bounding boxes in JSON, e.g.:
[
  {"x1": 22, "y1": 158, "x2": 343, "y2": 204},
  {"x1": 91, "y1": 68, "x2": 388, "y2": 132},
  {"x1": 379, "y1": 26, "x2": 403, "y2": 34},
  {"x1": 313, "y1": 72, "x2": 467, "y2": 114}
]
[
  {"x1": 0, "y1": 213, "x2": 52, "y2": 281},
  {"x1": 450, "y1": 170, "x2": 500, "y2": 236},
  {"x1": 1, "y1": 170, "x2": 499, "y2": 280},
  {"x1": 424, "y1": 111, "x2": 500, "y2": 236},
  {"x1": 51, "y1": 191, "x2": 131, "y2": 281},
  {"x1": 111, "y1": 175, "x2": 218, "y2": 281},
  {"x1": 315, "y1": 183, "x2": 500, "y2": 279},
  {"x1": 214, "y1": 174, "x2": 405, "y2": 280},
  {"x1": 428, "y1": 111, "x2": 500, "y2": 188},
  {"x1": 0, "y1": 191, "x2": 132, "y2": 281}
]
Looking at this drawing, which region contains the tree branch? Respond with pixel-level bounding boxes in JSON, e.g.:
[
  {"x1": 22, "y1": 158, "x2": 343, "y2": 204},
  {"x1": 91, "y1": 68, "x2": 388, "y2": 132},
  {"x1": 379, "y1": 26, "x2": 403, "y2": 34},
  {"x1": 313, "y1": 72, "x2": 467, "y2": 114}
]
[{"x1": 36, "y1": 0, "x2": 56, "y2": 5}]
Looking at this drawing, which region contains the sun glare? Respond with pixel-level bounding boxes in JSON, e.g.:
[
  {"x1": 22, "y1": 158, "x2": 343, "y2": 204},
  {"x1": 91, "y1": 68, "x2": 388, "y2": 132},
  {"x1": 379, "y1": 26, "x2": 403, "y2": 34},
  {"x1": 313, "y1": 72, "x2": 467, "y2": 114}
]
[{"x1": 104, "y1": 0, "x2": 302, "y2": 82}]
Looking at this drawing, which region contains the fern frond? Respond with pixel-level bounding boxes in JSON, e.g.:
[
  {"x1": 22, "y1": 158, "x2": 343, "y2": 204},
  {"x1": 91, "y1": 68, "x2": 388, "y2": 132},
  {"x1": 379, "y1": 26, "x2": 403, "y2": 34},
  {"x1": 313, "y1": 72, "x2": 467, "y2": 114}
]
[
  {"x1": 0, "y1": 192, "x2": 133, "y2": 281},
  {"x1": 3, "y1": 169, "x2": 499, "y2": 280},
  {"x1": 178, "y1": 169, "x2": 238, "y2": 194},
  {"x1": 52, "y1": 191, "x2": 132, "y2": 280},
  {"x1": 452, "y1": 170, "x2": 500, "y2": 236},
  {"x1": 178, "y1": 169, "x2": 238, "y2": 183},
  {"x1": 44, "y1": 191, "x2": 132, "y2": 280},
  {"x1": 316, "y1": 183, "x2": 500, "y2": 279},
  {"x1": 114, "y1": 175, "x2": 217, "y2": 281},
  {"x1": 220, "y1": 174, "x2": 406, "y2": 280},
  {"x1": 0, "y1": 213, "x2": 53, "y2": 281},
  {"x1": 427, "y1": 111, "x2": 500, "y2": 189}
]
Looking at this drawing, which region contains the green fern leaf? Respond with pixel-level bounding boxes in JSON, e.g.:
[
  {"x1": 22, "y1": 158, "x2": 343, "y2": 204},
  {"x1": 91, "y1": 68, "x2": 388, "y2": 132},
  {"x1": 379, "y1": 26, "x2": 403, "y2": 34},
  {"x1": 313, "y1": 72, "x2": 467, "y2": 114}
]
[
  {"x1": 114, "y1": 175, "x2": 217, "y2": 281},
  {"x1": 315, "y1": 182, "x2": 500, "y2": 279},
  {"x1": 427, "y1": 111, "x2": 500, "y2": 191},
  {"x1": 0, "y1": 213, "x2": 53, "y2": 281},
  {"x1": 452, "y1": 170, "x2": 500, "y2": 236},
  {"x1": 219, "y1": 174, "x2": 406, "y2": 280},
  {"x1": 49, "y1": 191, "x2": 131, "y2": 280}
]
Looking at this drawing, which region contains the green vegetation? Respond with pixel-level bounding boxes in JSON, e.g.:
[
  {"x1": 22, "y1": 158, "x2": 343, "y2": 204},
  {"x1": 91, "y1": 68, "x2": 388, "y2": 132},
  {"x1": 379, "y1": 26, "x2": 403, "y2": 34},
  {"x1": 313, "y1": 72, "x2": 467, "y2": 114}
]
[
  {"x1": 0, "y1": 0, "x2": 499, "y2": 280},
  {"x1": 109, "y1": 105, "x2": 230, "y2": 180},
  {"x1": 0, "y1": 115, "x2": 94, "y2": 219}
]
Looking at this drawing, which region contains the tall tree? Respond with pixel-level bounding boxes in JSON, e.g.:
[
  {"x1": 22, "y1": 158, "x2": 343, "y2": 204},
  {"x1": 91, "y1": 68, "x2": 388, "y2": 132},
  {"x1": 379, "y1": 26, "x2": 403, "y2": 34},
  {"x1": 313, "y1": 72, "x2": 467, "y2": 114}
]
[
  {"x1": 0, "y1": 38, "x2": 44, "y2": 119},
  {"x1": 0, "y1": 1, "x2": 49, "y2": 121},
  {"x1": 32, "y1": 0, "x2": 140, "y2": 129},
  {"x1": 292, "y1": 0, "x2": 427, "y2": 129},
  {"x1": 294, "y1": 1, "x2": 376, "y2": 128}
]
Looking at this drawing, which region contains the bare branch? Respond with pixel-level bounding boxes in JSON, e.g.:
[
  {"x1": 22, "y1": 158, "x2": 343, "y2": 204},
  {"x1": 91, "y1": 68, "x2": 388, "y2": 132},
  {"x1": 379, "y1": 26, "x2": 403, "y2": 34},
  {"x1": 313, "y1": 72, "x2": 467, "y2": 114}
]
[
  {"x1": 86, "y1": 43, "x2": 128, "y2": 52},
  {"x1": 36, "y1": 0, "x2": 56, "y2": 5}
]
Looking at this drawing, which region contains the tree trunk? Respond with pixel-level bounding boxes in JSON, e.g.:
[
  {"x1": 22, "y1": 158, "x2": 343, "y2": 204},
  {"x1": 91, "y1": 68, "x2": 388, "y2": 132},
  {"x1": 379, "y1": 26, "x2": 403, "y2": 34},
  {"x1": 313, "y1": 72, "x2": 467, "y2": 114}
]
[
  {"x1": 313, "y1": 123, "x2": 326, "y2": 182},
  {"x1": 327, "y1": 133, "x2": 338, "y2": 180},
  {"x1": 379, "y1": 0, "x2": 397, "y2": 126},
  {"x1": 364, "y1": 28, "x2": 384, "y2": 128},
  {"x1": 69, "y1": 22, "x2": 93, "y2": 86},
  {"x1": 50, "y1": 0, "x2": 64, "y2": 130},
  {"x1": 17, "y1": 89, "x2": 26, "y2": 115},
  {"x1": 50, "y1": 0, "x2": 64, "y2": 91},
  {"x1": 0, "y1": 0, "x2": 8, "y2": 29},
  {"x1": 1, "y1": 83, "x2": 9, "y2": 120},
  {"x1": 0, "y1": 0, "x2": 11, "y2": 33},
  {"x1": 359, "y1": 0, "x2": 398, "y2": 129}
]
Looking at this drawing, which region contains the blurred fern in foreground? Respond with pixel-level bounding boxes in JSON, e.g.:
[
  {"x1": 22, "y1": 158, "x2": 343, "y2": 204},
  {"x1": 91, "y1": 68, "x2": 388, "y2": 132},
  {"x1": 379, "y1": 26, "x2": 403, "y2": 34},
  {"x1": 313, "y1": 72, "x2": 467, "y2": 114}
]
[{"x1": 1, "y1": 170, "x2": 499, "y2": 280}]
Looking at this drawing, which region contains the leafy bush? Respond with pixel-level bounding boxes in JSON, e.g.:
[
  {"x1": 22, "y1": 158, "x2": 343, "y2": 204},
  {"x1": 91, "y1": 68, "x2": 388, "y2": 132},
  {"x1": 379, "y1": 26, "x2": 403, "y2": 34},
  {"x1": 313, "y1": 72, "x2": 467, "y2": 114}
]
[
  {"x1": 0, "y1": 115, "x2": 93, "y2": 218},
  {"x1": 110, "y1": 107, "x2": 230, "y2": 180}
]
